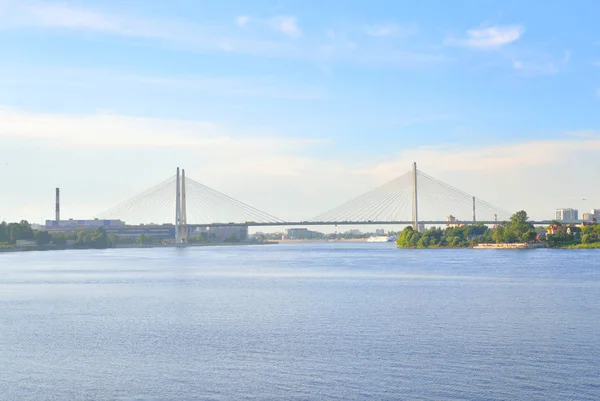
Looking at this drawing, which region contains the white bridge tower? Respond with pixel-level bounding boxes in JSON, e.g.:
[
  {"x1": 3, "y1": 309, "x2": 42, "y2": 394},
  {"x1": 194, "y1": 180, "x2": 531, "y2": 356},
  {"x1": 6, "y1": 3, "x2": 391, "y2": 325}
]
[{"x1": 175, "y1": 167, "x2": 188, "y2": 244}]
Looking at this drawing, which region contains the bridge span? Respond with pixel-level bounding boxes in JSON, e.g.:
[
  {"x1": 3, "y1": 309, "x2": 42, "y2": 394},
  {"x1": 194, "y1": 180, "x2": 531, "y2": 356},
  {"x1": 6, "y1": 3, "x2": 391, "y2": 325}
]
[
  {"x1": 96, "y1": 163, "x2": 534, "y2": 243},
  {"x1": 191, "y1": 220, "x2": 553, "y2": 229}
]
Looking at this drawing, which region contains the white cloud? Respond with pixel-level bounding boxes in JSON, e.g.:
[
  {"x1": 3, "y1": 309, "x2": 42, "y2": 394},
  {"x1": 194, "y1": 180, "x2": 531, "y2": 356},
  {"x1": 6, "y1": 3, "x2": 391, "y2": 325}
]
[
  {"x1": 0, "y1": 106, "x2": 323, "y2": 150},
  {"x1": 11, "y1": 2, "x2": 164, "y2": 38},
  {"x1": 0, "y1": 106, "x2": 345, "y2": 221},
  {"x1": 235, "y1": 15, "x2": 250, "y2": 27},
  {"x1": 448, "y1": 25, "x2": 524, "y2": 49},
  {"x1": 359, "y1": 134, "x2": 600, "y2": 179},
  {"x1": 268, "y1": 16, "x2": 302, "y2": 38},
  {"x1": 365, "y1": 23, "x2": 418, "y2": 38}
]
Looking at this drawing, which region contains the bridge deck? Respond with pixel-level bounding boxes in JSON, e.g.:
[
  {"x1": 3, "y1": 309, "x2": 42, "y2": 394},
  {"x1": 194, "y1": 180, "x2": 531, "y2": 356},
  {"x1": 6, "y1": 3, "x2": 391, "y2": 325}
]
[{"x1": 189, "y1": 220, "x2": 554, "y2": 228}]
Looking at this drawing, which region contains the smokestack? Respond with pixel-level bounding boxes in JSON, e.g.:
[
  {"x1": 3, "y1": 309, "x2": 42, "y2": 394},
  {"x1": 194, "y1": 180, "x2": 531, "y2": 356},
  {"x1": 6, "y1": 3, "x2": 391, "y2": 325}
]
[{"x1": 55, "y1": 188, "x2": 60, "y2": 222}]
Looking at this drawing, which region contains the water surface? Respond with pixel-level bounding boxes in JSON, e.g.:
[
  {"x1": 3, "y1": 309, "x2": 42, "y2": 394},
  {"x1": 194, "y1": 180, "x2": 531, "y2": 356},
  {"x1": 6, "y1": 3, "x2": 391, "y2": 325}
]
[{"x1": 1, "y1": 243, "x2": 599, "y2": 400}]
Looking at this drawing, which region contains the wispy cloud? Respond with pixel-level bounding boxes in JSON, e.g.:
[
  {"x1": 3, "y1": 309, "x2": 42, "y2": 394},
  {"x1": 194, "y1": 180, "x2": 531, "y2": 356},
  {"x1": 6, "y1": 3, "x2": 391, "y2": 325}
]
[
  {"x1": 447, "y1": 25, "x2": 524, "y2": 49},
  {"x1": 0, "y1": 2, "x2": 446, "y2": 67},
  {"x1": 0, "y1": 106, "x2": 323, "y2": 151},
  {"x1": 355, "y1": 133, "x2": 600, "y2": 219},
  {"x1": 593, "y1": 60, "x2": 600, "y2": 67},
  {"x1": 235, "y1": 15, "x2": 250, "y2": 27},
  {"x1": 512, "y1": 60, "x2": 558, "y2": 76},
  {"x1": 133, "y1": 75, "x2": 324, "y2": 99},
  {"x1": 0, "y1": 2, "x2": 298, "y2": 56},
  {"x1": 9, "y1": 2, "x2": 163, "y2": 38},
  {"x1": 391, "y1": 113, "x2": 457, "y2": 126},
  {"x1": 365, "y1": 23, "x2": 418, "y2": 38},
  {"x1": 510, "y1": 47, "x2": 571, "y2": 77},
  {"x1": 1, "y1": 106, "x2": 599, "y2": 221},
  {"x1": 267, "y1": 16, "x2": 302, "y2": 38},
  {"x1": 0, "y1": 106, "x2": 352, "y2": 221},
  {"x1": 234, "y1": 15, "x2": 302, "y2": 38}
]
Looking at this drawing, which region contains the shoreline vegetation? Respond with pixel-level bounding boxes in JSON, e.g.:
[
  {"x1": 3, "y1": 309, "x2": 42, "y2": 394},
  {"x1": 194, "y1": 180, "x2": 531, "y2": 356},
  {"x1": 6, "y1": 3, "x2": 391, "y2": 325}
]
[
  {"x1": 396, "y1": 210, "x2": 600, "y2": 250},
  {"x1": 0, "y1": 221, "x2": 275, "y2": 253},
  {"x1": 2, "y1": 210, "x2": 600, "y2": 253}
]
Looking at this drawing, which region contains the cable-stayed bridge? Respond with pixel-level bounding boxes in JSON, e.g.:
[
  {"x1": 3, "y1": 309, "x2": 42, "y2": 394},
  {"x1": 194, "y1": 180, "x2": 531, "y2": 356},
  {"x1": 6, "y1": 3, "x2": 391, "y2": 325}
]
[{"x1": 95, "y1": 163, "x2": 526, "y2": 243}]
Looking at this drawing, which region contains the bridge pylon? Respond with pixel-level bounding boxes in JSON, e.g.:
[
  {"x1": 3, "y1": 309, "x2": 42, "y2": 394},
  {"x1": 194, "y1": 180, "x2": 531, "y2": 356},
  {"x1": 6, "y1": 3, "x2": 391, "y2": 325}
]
[
  {"x1": 412, "y1": 162, "x2": 419, "y2": 232},
  {"x1": 175, "y1": 167, "x2": 188, "y2": 243}
]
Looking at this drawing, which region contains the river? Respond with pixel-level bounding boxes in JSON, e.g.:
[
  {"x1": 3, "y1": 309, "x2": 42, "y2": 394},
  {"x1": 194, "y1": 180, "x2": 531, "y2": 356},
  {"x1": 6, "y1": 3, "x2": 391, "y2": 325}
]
[{"x1": 1, "y1": 243, "x2": 599, "y2": 400}]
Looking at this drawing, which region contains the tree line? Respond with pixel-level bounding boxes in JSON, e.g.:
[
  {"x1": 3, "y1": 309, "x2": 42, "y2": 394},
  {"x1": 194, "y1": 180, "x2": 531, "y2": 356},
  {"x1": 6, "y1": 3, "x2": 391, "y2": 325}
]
[
  {"x1": 0, "y1": 221, "x2": 114, "y2": 249},
  {"x1": 396, "y1": 210, "x2": 537, "y2": 248},
  {"x1": 546, "y1": 221, "x2": 600, "y2": 248}
]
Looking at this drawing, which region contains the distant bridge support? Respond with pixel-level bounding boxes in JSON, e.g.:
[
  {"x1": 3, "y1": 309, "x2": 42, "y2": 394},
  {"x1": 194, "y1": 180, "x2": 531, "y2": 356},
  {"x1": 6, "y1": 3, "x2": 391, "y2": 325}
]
[
  {"x1": 175, "y1": 167, "x2": 188, "y2": 244},
  {"x1": 412, "y1": 162, "x2": 419, "y2": 232}
]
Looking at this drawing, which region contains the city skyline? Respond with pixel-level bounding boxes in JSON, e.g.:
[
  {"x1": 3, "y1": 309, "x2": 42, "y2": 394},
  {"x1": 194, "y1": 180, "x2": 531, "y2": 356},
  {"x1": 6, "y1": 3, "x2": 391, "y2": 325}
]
[{"x1": 1, "y1": 0, "x2": 600, "y2": 222}]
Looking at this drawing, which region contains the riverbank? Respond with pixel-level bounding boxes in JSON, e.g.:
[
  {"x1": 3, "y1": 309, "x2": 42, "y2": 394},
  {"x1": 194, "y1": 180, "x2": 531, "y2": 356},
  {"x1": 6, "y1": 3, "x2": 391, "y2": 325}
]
[
  {"x1": 561, "y1": 242, "x2": 600, "y2": 249},
  {"x1": 275, "y1": 238, "x2": 369, "y2": 243},
  {"x1": 0, "y1": 241, "x2": 279, "y2": 253},
  {"x1": 474, "y1": 243, "x2": 546, "y2": 249}
]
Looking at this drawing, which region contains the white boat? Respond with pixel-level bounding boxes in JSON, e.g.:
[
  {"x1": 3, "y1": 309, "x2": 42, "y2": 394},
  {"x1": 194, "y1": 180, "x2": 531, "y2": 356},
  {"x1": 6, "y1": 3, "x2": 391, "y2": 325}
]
[{"x1": 367, "y1": 236, "x2": 395, "y2": 243}]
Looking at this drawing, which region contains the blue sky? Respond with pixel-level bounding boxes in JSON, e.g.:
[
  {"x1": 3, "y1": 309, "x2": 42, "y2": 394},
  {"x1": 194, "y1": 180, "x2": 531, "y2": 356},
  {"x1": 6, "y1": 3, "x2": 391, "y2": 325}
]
[{"x1": 0, "y1": 0, "x2": 599, "y2": 224}]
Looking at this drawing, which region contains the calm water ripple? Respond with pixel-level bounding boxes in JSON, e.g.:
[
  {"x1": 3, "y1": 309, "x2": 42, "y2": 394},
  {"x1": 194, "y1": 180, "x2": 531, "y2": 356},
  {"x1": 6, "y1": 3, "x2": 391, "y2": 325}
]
[{"x1": 1, "y1": 243, "x2": 599, "y2": 400}]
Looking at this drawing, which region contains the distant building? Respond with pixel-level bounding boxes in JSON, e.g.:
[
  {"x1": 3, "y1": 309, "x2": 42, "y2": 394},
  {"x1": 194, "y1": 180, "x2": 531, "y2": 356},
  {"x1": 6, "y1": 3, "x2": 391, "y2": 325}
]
[
  {"x1": 105, "y1": 225, "x2": 176, "y2": 241},
  {"x1": 583, "y1": 209, "x2": 600, "y2": 223},
  {"x1": 554, "y1": 208, "x2": 578, "y2": 222},
  {"x1": 16, "y1": 240, "x2": 37, "y2": 248},
  {"x1": 45, "y1": 219, "x2": 125, "y2": 230},
  {"x1": 445, "y1": 215, "x2": 463, "y2": 228},
  {"x1": 375, "y1": 229, "x2": 385, "y2": 235},
  {"x1": 349, "y1": 229, "x2": 361, "y2": 235},
  {"x1": 190, "y1": 225, "x2": 248, "y2": 242},
  {"x1": 547, "y1": 225, "x2": 564, "y2": 235},
  {"x1": 285, "y1": 228, "x2": 311, "y2": 240}
]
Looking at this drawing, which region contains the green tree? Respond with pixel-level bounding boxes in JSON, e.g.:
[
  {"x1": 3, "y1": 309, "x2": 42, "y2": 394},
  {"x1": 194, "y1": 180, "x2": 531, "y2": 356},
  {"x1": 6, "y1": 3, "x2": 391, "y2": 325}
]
[
  {"x1": 396, "y1": 227, "x2": 415, "y2": 247},
  {"x1": 136, "y1": 233, "x2": 153, "y2": 246},
  {"x1": 417, "y1": 236, "x2": 429, "y2": 248},
  {"x1": 90, "y1": 227, "x2": 108, "y2": 248},
  {"x1": 511, "y1": 210, "x2": 529, "y2": 225},
  {"x1": 6, "y1": 221, "x2": 34, "y2": 244},
  {"x1": 52, "y1": 233, "x2": 67, "y2": 247},
  {"x1": 0, "y1": 221, "x2": 7, "y2": 243},
  {"x1": 492, "y1": 226, "x2": 504, "y2": 244},
  {"x1": 35, "y1": 230, "x2": 52, "y2": 246},
  {"x1": 108, "y1": 234, "x2": 118, "y2": 247}
]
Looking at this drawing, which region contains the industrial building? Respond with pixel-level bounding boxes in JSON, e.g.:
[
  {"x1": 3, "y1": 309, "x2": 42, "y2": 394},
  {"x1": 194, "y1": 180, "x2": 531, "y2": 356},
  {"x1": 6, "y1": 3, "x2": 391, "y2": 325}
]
[{"x1": 45, "y1": 219, "x2": 125, "y2": 230}]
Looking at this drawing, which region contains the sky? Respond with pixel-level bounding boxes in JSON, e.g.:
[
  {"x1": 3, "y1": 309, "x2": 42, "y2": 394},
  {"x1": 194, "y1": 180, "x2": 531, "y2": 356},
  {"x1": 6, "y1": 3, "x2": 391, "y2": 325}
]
[{"x1": 0, "y1": 0, "x2": 599, "y2": 225}]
